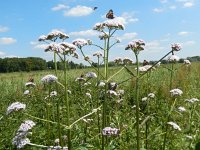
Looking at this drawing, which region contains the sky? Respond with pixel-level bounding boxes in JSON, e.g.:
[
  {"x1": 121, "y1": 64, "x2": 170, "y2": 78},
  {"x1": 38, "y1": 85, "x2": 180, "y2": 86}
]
[{"x1": 0, "y1": 0, "x2": 199, "y2": 63}]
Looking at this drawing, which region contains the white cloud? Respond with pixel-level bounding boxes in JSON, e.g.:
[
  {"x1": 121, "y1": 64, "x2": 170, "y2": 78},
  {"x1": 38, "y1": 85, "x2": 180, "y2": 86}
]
[
  {"x1": 169, "y1": 5, "x2": 177, "y2": 9},
  {"x1": 183, "y1": 2, "x2": 194, "y2": 7},
  {"x1": 64, "y1": 5, "x2": 93, "y2": 17},
  {"x1": 34, "y1": 44, "x2": 48, "y2": 49},
  {"x1": 153, "y1": 8, "x2": 164, "y2": 13},
  {"x1": 0, "y1": 37, "x2": 16, "y2": 44},
  {"x1": 182, "y1": 40, "x2": 195, "y2": 46},
  {"x1": 0, "y1": 26, "x2": 9, "y2": 32},
  {"x1": 119, "y1": 32, "x2": 138, "y2": 40},
  {"x1": 178, "y1": 31, "x2": 191, "y2": 36},
  {"x1": 0, "y1": 51, "x2": 5, "y2": 56},
  {"x1": 51, "y1": 4, "x2": 69, "y2": 11},
  {"x1": 69, "y1": 29, "x2": 98, "y2": 37},
  {"x1": 160, "y1": 0, "x2": 168, "y2": 3},
  {"x1": 145, "y1": 40, "x2": 165, "y2": 52}
]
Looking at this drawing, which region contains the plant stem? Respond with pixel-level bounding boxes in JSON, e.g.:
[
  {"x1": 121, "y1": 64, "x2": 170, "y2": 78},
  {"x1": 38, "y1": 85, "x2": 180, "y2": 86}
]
[
  {"x1": 64, "y1": 55, "x2": 71, "y2": 150},
  {"x1": 135, "y1": 53, "x2": 140, "y2": 150},
  {"x1": 54, "y1": 51, "x2": 58, "y2": 76}
]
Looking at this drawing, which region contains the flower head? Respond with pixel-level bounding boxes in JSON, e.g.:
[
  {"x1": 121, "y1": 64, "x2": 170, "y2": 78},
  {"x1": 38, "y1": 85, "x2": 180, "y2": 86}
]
[
  {"x1": 86, "y1": 93, "x2": 92, "y2": 99},
  {"x1": 41, "y1": 75, "x2": 58, "y2": 83},
  {"x1": 93, "y1": 51, "x2": 103, "y2": 57},
  {"x1": 50, "y1": 91, "x2": 57, "y2": 97},
  {"x1": 102, "y1": 127, "x2": 120, "y2": 136},
  {"x1": 18, "y1": 120, "x2": 36, "y2": 132},
  {"x1": 148, "y1": 93, "x2": 155, "y2": 98},
  {"x1": 72, "y1": 39, "x2": 89, "y2": 49},
  {"x1": 167, "y1": 121, "x2": 181, "y2": 131},
  {"x1": 125, "y1": 39, "x2": 145, "y2": 52},
  {"x1": 178, "y1": 106, "x2": 186, "y2": 112},
  {"x1": 123, "y1": 57, "x2": 133, "y2": 64},
  {"x1": 85, "y1": 72, "x2": 97, "y2": 78},
  {"x1": 170, "y1": 88, "x2": 183, "y2": 97},
  {"x1": 171, "y1": 43, "x2": 181, "y2": 51},
  {"x1": 185, "y1": 98, "x2": 199, "y2": 103},
  {"x1": 25, "y1": 82, "x2": 36, "y2": 87},
  {"x1": 24, "y1": 90, "x2": 30, "y2": 95},
  {"x1": 114, "y1": 57, "x2": 123, "y2": 64},
  {"x1": 168, "y1": 55, "x2": 180, "y2": 62},
  {"x1": 184, "y1": 59, "x2": 191, "y2": 65},
  {"x1": 60, "y1": 42, "x2": 77, "y2": 55},
  {"x1": 7, "y1": 102, "x2": 26, "y2": 115}
]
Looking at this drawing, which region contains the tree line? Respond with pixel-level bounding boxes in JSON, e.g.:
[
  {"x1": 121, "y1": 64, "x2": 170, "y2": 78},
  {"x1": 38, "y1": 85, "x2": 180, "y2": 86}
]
[{"x1": 0, "y1": 56, "x2": 199, "y2": 73}]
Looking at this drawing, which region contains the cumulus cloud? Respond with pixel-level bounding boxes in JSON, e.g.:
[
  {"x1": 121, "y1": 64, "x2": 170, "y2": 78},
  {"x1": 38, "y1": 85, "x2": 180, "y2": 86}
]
[
  {"x1": 178, "y1": 31, "x2": 191, "y2": 36},
  {"x1": 64, "y1": 5, "x2": 93, "y2": 17},
  {"x1": 119, "y1": 32, "x2": 138, "y2": 40},
  {"x1": 153, "y1": 8, "x2": 164, "y2": 13},
  {"x1": 0, "y1": 51, "x2": 6, "y2": 56},
  {"x1": 0, "y1": 37, "x2": 16, "y2": 44},
  {"x1": 51, "y1": 4, "x2": 69, "y2": 11},
  {"x1": 69, "y1": 29, "x2": 98, "y2": 37},
  {"x1": 0, "y1": 26, "x2": 9, "y2": 32},
  {"x1": 145, "y1": 40, "x2": 165, "y2": 52},
  {"x1": 183, "y1": 2, "x2": 194, "y2": 7}
]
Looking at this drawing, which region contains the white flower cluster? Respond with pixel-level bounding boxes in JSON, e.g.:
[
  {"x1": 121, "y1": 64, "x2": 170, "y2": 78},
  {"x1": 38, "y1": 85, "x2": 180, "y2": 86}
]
[
  {"x1": 25, "y1": 82, "x2": 36, "y2": 87},
  {"x1": 107, "y1": 90, "x2": 118, "y2": 96},
  {"x1": 41, "y1": 75, "x2": 58, "y2": 83},
  {"x1": 178, "y1": 106, "x2": 186, "y2": 112},
  {"x1": 167, "y1": 121, "x2": 181, "y2": 131},
  {"x1": 93, "y1": 19, "x2": 124, "y2": 31},
  {"x1": 85, "y1": 72, "x2": 97, "y2": 78},
  {"x1": 6, "y1": 102, "x2": 26, "y2": 115},
  {"x1": 93, "y1": 51, "x2": 103, "y2": 57},
  {"x1": 123, "y1": 57, "x2": 133, "y2": 64},
  {"x1": 168, "y1": 55, "x2": 180, "y2": 62},
  {"x1": 184, "y1": 59, "x2": 191, "y2": 65},
  {"x1": 45, "y1": 42, "x2": 77, "y2": 57},
  {"x1": 24, "y1": 90, "x2": 30, "y2": 95},
  {"x1": 97, "y1": 81, "x2": 106, "y2": 87},
  {"x1": 102, "y1": 127, "x2": 120, "y2": 136},
  {"x1": 125, "y1": 39, "x2": 145, "y2": 51},
  {"x1": 114, "y1": 57, "x2": 123, "y2": 64},
  {"x1": 142, "y1": 93, "x2": 155, "y2": 102},
  {"x1": 38, "y1": 30, "x2": 69, "y2": 41},
  {"x1": 171, "y1": 43, "x2": 181, "y2": 51},
  {"x1": 12, "y1": 120, "x2": 36, "y2": 149},
  {"x1": 185, "y1": 98, "x2": 199, "y2": 103},
  {"x1": 72, "y1": 39, "x2": 91, "y2": 49},
  {"x1": 170, "y1": 89, "x2": 183, "y2": 97},
  {"x1": 86, "y1": 92, "x2": 92, "y2": 99},
  {"x1": 50, "y1": 91, "x2": 57, "y2": 97},
  {"x1": 47, "y1": 146, "x2": 68, "y2": 150},
  {"x1": 137, "y1": 65, "x2": 153, "y2": 72}
]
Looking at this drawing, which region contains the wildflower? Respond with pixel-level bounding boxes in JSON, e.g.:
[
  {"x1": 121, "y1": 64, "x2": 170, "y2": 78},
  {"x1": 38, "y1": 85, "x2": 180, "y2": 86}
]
[
  {"x1": 136, "y1": 65, "x2": 153, "y2": 72},
  {"x1": 60, "y1": 42, "x2": 77, "y2": 55},
  {"x1": 117, "y1": 90, "x2": 124, "y2": 96},
  {"x1": 97, "y1": 81, "x2": 105, "y2": 87},
  {"x1": 99, "y1": 33, "x2": 109, "y2": 40},
  {"x1": 108, "y1": 82, "x2": 118, "y2": 90},
  {"x1": 25, "y1": 82, "x2": 36, "y2": 87},
  {"x1": 50, "y1": 91, "x2": 57, "y2": 97},
  {"x1": 44, "y1": 42, "x2": 65, "y2": 53},
  {"x1": 12, "y1": 120, "x2": 36, "y2": 149},
  {"x1": 24, "y1": 90, "x2": 30, "y2": 95},
  {"x1": 125, "y1": 39, "x2": 145, "y2": 52},
  {"x1": 178, "y1": 106, "x2": 186, "y2": 112},
  {"x1": 38, "y1": 35, "x2": 47, "y2": 41},
  {"x1": 102, "y1": 127, "x2": 120, "y2": 136},
  {"x1": 84, "y1": 56, "x2": 90, "y2": 61},
  {"x1": 84, "y1": 82, "x2": 91, "y2": 86},
  {"x1": 167, "y1": 121, "x2": 181, "y2": 131},
  {"x1": 72, "y1": 39, "x2": 89, "y2": 49},
  {"x1": 7, "y1": 102, "x2": 26, "y2": 115},
  {"x1": 185, "y1": 98, "x2": 199, "y2": 103},
  {"x1": 12, "y1": 137, "x2": 30, "y2": 149},
  {"x1": 67, "y1": 90, "x2": 72, "y2": 94},
  {"x1": 41, "y1": 75, "x2": 58, "y2": 83},
  {"x1": 168, "y1": 55, "x2": 180, "y2": 62},
  {"x1": 18, "y1": 120, "x2": 36, "y2": 132},
  {"x1": 142, "y1": 97, "x2": 148, "y2": 102},
  {"x1": 123, "y1": 57, "x2": 133, "y2": 64},
  {"x1": 103, "y1": 19, "x2": 125, "y2": 30},
  {"x1": 107, "y1": 90, "x2": 118, "y2": 96},
  {"x1": 75, "y1": 77, "x2": 86, "y2": 82},
  {"x1": 93, "y1": 51, "x2": 103, "y2": 57},
  {"x1": 116, "y1": 98, "x2": 123, "y2": 103},
  {"x1": 185, "y1": 135, "x2": 193, "y2": 139},
  {"x1": 184, "y1": 59, "x2": 191, "y2": 65},
  {"x1": 171, "y1": 43, "x2": 181, "y2": 51},
  {"x1": 148, "y1": 93, "x2": 155, "y2": 98},
  {"x1": 170, "y1": 89, "x2": 183, "y2": 96},
  {"x1": 54, "y1": 138, "x2": 60, "y2": 144},
  {"x1": 86, "y1": 93, "x2": 92, "y2": 99},
  {"x1": 155, "y1": 62, "x2": 161, "y2": 67},
  {"x1": 93, "y1": 22, "x2": 104, "y2": 31},
  {"x1": 114, "y1": 57, "x2": 123, "y2": 64},
  {"x1": 86, "y1": 72, "x2": 97, "y2": 78},
  {"x1": 47, "y1": 30, "x2": 69, "y2": 41}
]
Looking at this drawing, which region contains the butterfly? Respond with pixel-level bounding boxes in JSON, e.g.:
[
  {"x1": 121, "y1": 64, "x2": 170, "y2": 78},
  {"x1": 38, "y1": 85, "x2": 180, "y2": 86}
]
[
  {"x1": 93, "y1": 7, "x2": 98, "y2": 10},
  {"x1": 106, "y1": 9, "x2": 115, "y2": 19}
]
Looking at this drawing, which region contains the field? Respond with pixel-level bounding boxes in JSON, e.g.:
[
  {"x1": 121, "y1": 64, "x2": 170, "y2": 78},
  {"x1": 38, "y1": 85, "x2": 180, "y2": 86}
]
[{"x1": 0, "y1": 62, "x2": 200, "y2": 150}]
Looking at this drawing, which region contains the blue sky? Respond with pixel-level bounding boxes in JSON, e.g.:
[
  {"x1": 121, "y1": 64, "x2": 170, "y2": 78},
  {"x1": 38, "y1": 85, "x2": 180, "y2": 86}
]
[{"x1": 0, "y1": 0, "x2": 199, "y2": 63}]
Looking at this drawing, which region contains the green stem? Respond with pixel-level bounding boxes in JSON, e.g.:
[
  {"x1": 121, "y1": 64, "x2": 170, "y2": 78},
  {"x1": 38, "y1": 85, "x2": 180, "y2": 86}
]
[
  {"x1": 54, "y1": 51, "x2": 58, "y2": 76},
  {"x1": 64, "y1": 55, "x2": 71, "y2": 150},
  {"x1": 135, "y1": 53, "x2": 140, "y2": 150},
  {"x1": 47, "y1": 85, "x2": 51, "y2": 145}
]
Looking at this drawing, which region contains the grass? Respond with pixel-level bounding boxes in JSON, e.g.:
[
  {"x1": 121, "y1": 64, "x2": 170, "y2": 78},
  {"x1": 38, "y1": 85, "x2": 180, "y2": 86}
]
[{"x1": 0, "y1": 62, "x2": 200, "y2": 149}]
